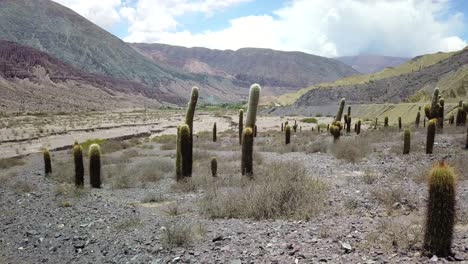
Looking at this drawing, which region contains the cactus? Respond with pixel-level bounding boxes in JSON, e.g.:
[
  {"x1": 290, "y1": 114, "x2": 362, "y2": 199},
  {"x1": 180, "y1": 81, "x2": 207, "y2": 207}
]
[
  {"x1": 346, "y1": 116, "x2": 351, "y2": 133},
  {"x1": 293, "y1": 120, "x2": 298, "y2": 132},
  {"x1": 239, "y1": 109, "x2": 244, "y2": 145},
  {"x1": 175, "y1": 126, "x2": 182, "y2": 180},
  {"x1": 254, "y1": 125, "x2": 258, "y2": 137},
  {"x1": 285, "y1": 125, "x2": 291, "y2": 144},
  {"x1": 73, "y1": 144, "x2": 84, "y2": 187},
  {"x1": 438, "y1": 98, "x2": 444, "y2": 129},
  {"x1": 327, "y1": 124, "x2": 329, "y2": 131},
  {"x1": 424, "y1": 117, "x2": 426, "y2": 127},
  {"x1": 343, "y1": 114, "x2": 348, "y2": 131},
  {"x1": 179, "y1": 124, "x2": 191, "y2": 178},
  {"x1": 426, "y1": 119, "x2": 436, "y2": 154},
  {"x1": 457, "y1": 101, "x2": 467, "y2": 126},
  {"x1": 398, "y1": 117, "x2": 402, "y2": 131},
  {"x1": 245, "y1": 84, "x2": 261, "y2": 129},
  {"x1": 374, "y1": 118, "x2": 378, "y2": 130},
  {"x1": 466, "y1": 124, "x2": 468, "y2": 149},
  {"x1": 334, "y1": 98, "x2": 345, "y2": 123},
  {"x1": 384, "y1": 116, "x2": 389, "y2": 127},
  {"x1": 425, "y1": 88, "x2": 443, "y2": 122},
  {"x1": 184, "y1": 87, "x2": 199, "y2": 176},
  {"x1": 281, "y1": 122, "x2": 283, "y2": 132},
  {"x1": 357, "y1": 120, "x2": 361, "y2": 135},
  {"x1": 88, "y1": 144, "x2": 101, "y2": 188},
  {"x1": 330, "y1": 125, "x2": 340, "y2": 142},
  {"x1": 403, "y1": 129, "x2": 410, "y2": 154},
  {"x1": 211, "y1": 157, "x2": 217, "y2": 177},
  {"x1": 415, "y1": 111, "x2": 421, "y2": 127},
  {"x1": 213, "y1": 122, "x2": 217, "y2": 142},
  {"x1": 241, "y1": 127, "x2": 254, "y2": 176},
  {"x1": 43, "y1": 148, "x2": 52, "y2": 175},
  {"x1": 423, "y1": 161, "x2": 456, "y2": 257},
  {"x1": 241, "y1": 84, "x2": 260, "y2": 177},
  {"x1": 347, "y1": 106, "x2": 351, "y2": 118}
]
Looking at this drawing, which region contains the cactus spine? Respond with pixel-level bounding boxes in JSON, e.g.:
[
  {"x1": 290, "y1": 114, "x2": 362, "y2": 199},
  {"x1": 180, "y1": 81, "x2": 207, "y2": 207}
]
[
  {"x1": 184, "y1": 87, "x2": 199, "y2": 176},
  {"x1": 423, "y1": 161, "x2": 456, "y2": 257},
  {"x1": 426, "y1": 119, "x2": 436, "y2": 154},
  {"x1": 403, "y1": 129, "x2": 410, "y2": 154},
  {"x1": 285, "y1": 125, "x2": 291, "y2": 144},
  {"x1": 211, "y1": 157, "x2": 217, "y2": 177},
  {"x1": 239, "y1": 109, "x2": 244, "y2": 145},
  {"x1": 43, "y1": 148, "x2": 52, "y2": 175},
  {"x1": 73, "y1": 143, "x2": 84, "y2": 187},
  {"x1": 89, "y1": 144, "x2": 101, "y2": 188},
  {"x1": 241, "y1": 84, "x2": 260, "y2": 177},
  {"x1": 213, "y1": 122, "x2": 217, "y2": 142}
]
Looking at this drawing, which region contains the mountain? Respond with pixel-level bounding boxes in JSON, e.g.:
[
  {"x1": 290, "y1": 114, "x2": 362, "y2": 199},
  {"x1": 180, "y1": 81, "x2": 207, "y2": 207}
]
[
  {"x1": 292, "y1": 48, "x2": 468, "y2": 108},
  {"x1": 0, "y1": 0, "x2": 248, "y2": 104},
  {"x1": 0, "y1": 40, "x2": 160, "y2": 113},
  {"x1": 336, "y1": 55, "x2": 409, "y2": 74},
  {"x1": 130, "y1": 43, "x2": 359, "y2": 97}
]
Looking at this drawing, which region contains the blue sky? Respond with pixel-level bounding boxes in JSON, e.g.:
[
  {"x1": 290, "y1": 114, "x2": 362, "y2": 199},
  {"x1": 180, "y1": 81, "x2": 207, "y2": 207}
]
[{"x1": 55, "y1": 0, "x2": 467, "y2": 57}]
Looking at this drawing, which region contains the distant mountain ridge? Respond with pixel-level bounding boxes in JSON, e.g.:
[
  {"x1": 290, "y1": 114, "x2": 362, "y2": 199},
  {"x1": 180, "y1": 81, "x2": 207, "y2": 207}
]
[
  {"x1": 336, "y1": 55, "x2": 409, "y2": 74},
  {"x1": 130, "y1": 43, "x2": 359, "y2": 96}
]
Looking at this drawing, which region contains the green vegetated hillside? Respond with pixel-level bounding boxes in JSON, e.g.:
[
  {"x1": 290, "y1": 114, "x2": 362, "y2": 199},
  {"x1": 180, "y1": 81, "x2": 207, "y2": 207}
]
[{"x1": 277, "y1": 49, "x2": 465, "y2": 106}]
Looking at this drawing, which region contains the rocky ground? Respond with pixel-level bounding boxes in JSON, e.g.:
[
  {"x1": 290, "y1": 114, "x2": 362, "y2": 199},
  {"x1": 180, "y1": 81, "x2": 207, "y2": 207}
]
[{"x1": 1, "y1": 118, "x2": 467, "y2": 264}]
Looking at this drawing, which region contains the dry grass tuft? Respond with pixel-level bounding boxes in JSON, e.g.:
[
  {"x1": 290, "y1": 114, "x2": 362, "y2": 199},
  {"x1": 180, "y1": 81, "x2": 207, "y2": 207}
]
[
  {"x1": 0, "y1": 157, "x2": 26, "y2": 169},
  {"x1": 329, "y1": 137, "x2": 371, "y2": 163},
  {"x1": 106, "y1": 159, "x2": 172, "y2": 189},
  {"x1": 160, "y1": 222, "x2": 206, "y2": 249}
]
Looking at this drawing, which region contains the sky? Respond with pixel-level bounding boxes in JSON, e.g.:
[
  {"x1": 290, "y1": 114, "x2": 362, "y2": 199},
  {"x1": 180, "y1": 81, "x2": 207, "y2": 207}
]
[{"x1": 52, "y1": 0, "x2": 468, "y2": 58}]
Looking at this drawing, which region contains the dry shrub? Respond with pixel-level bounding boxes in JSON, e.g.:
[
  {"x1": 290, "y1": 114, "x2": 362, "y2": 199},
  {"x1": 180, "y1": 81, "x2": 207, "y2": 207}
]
[
  {"x1": 106, "y1": 159, "x2": 172, "y2": 188},
  {"x1": 200, "y1": 161, "x2": 328, "y2": 220},
  {"x1": 371, "y1": 186, "x2": 417, "y2": 213},
  {"x1": 0, "y1": 171, "x2": 17, "y2": 184},
  {"x1": 161, "y1": 222, "x2": 205, "y2": 249},
  {"x1": 11, "y1": 180, "x2": 34, "y2": 194},
  {"x1": 329, "y1": 137, "x2": 371, "y2": 163}
]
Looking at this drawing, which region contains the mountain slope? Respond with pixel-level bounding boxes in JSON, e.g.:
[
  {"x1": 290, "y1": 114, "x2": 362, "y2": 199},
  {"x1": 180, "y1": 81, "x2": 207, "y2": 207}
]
[
  {"x1": 293, "y1": 48, "x2": 468, "y2": 108},
  {"x1": 0, "y1": 0, "x2": 247, "y2": 103},
  {"x1": 130, "y1": 43, "x2": 359, "y2": 96},
  {"x1": 336, "y1": 55, "x2": 409, "y2": 74},
  {"x1": 0, "y1": 40, "x2": 160, "y2": 112}
]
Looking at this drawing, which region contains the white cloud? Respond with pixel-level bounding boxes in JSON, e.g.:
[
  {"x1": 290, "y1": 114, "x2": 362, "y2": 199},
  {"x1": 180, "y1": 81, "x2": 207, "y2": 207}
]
[
  {"x1": 53, "y1": 0, "x2": 123, "y2": 29},
  {"x1": 124, "y1": 0, "x2": 467, "y2": 57}
]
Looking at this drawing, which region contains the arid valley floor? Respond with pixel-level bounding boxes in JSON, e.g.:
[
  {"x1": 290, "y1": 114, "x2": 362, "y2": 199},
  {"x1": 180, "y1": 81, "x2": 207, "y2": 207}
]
[{"x1": 0, "y1": 109, "x2": 467, "y2": 263}]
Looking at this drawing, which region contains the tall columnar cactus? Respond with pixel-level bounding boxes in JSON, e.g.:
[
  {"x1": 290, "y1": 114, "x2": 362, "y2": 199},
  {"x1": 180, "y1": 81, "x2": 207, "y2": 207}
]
[
  {"x1": 347, "y1": 106, "x2": 351, "y2": 118},
  {"x1": 374, "y1": 118, "x2": 378, "y2": 130},
  {"x1": 213, "y1": 122, "x2": 217, "y2": 142},
  {"x1": 343, "y1": 114, "x2": 348, "y2": 131},
  {"x1": 438, "y1": 98, "x2": 444, "y2": 129},
  {"x1": 175, "y1": 126, "x2": 182, "y2": 180},
  {"x1": 403, "y1": 129, "x2": 411, "y2": 154},
  {"x1": 285, "y1": 125, "x2": 291, "y2": 144},
  {"x1": 293, "y1": 120, "x2": 298, "y2": 133},
  {"x1": 179, "y1": 124, "x2": 191, "y2": 178},
  {"x1": 424, "y1": 117, "x2": 426, "y2": 128},
  {"x1": 335, "y1": 98, "x2": 345, "y2": 123},
  {"x1": 211, "y1": 157, "x2": 217, "y2": 177},
  {"x1": 239, "y1": 109, "x2": 244, "y2": 145},
  {"x1": 384, "y1": 116, "x2": 389, "y2": 127},
  {"x1": 426, "y1": 119, "x2": 436, "y2": 154},
  {"x1": 457, "y1": 102, "x2": 468, "y2": 126},
  {"x1": 254, "y1": 125, "x2": 258, "y2": 137},
  {"x1": 43, "y1": 148, "x2": 52, "y2": 175},
  {"x1": 465, "y1": 124, "x2": 468, "y2": 149},
  {"x1": 398, "y1": 117, "x2": 402, "y2": 131},
  {"x1": 281, "y1": 122, "x2": 283, "y2": 132},
  {"x1": 415, "y1": 111, "x2": 421, "y2": 127},
  {"x1": 73, "y1": 143, "x2": 84, "y2": 187},
  {"x1": 89, "y1": 144, "x2": 101, "y2": 188},
  {"x1": 185, "y1": 87, "x2": 199, "y2": 176},
  {"x1": 423, "y1": 161, "x2": 456, "y2": 257},
  {"x1": 241, "y1": 84, "x2": 261, "y2": 177},
  {"x1": 241, "y1": 127, "x2": 254, "y2": 176},
  {"x1": 346, "y1": 116, "x2": 351, "y2": 134},
  {"x1": 357, "y1": 120, "x2": 361, "y2": 135}
]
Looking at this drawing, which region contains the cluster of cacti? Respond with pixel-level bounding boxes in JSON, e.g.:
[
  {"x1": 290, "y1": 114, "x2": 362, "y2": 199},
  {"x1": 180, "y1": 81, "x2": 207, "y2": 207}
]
[
  {"x1": 329, "y1": 98, "x2": 345, "y2": 141},
  {"x1": 213, "y1": 122, "x2": 217, "y2": 142},
  {"x1": 424, "y1": 88, "x2": 445, "y2": 130},
  {"x1": 285, "y1": 125, "x2": 291, "y2": 144},
  {"x1": 211, "y1": 157, "x2": 217, "y2": 177},
  {"x1": 241, "y1": 84, "x2": 260, "y2": 176},
  {"x1": 384, "y1": 116, "x2": 389, "y2": 127},
  {"x1": 89, "y1": 144, "x2": 101, "y2": 188},
  {"x1": 426, "y1": 119, "x2": 436, "y2": 154},
  {"x1": 423, "y1": 161, "x2": 456, "y2": 257},
  {"x1": 239, "y1": 109, "x2": 244, "y2": 145},
  {"x1": 43, "y1": 148, "x2": 52, "y2": 175},
  {"x1": 73, "y1": 142, "x2": 84, "y2": 187},
  {"x1": 403, "y1": 129, "x2": 410, "y2": 154},
  {"x1": 176, "y1": 87, "x2": 199, "y2": 180},
  {"x1": 398, "y1": 117, "x2": 402, "y2": 131}
]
